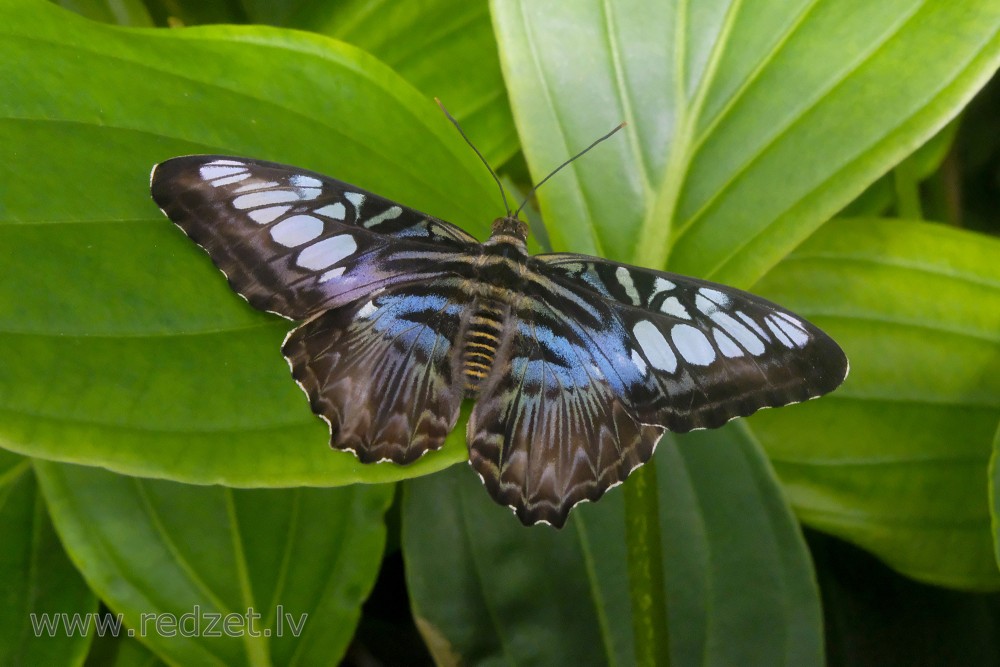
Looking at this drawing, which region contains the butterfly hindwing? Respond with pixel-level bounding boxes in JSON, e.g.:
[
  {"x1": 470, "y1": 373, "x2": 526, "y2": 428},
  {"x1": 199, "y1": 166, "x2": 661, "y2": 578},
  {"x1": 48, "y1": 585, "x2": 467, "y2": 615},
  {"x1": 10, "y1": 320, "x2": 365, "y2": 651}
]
[
  {"x1": 151, "y1": 156, "x2": 477, "y2": 319},
  {"x1": 283, "y1": 279, "x2": 475, "y2": 464},
  {"x1": 467, "y1": 295, "x2": 662, "y2": 527}
]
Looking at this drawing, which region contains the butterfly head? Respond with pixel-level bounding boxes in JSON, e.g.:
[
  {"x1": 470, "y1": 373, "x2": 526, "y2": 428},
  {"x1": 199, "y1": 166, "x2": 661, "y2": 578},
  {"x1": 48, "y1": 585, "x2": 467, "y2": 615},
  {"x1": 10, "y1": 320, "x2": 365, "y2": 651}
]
[
  {"x1": 491, "y1": 215, "x2": 528, "y2": 240},
  {"x1": 486, "y1": 215, "x2": 529, "y2": 251}
]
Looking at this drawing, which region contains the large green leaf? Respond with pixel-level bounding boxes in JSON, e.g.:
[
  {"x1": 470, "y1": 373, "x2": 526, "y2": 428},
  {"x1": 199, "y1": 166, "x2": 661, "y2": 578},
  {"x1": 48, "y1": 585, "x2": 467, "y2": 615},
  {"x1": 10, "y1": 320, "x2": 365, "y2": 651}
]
[
  {"x1": 108, "y1": 637, "x2": 168, "y2": 666},
  {"x1": 837, "y1": 119, "x2": 961, "y2": 219},
  {"x1": 0, "y1": 450, "x2": 96, "y2": 666},
  {"x1": 101, "y1": 0, "x2": 518, "y2": 166},
  {"x1": 85, "y1": 632, "x2": 169, "y2": 667},
  {"x1": 35, "y1": 460, "x2": 393, "y2": 665},
  {"x1": 53, "y1": 0, "x2": 153, "y2": 25},
  {"x1": 0, "y1": 0, "x2": 498, "y2": 484},
  {"x1": 491, "y1": 0, "x2": 1000, "y2": 284},
  {"x1": 403, "y1": 428, "x2": 823, "y2": 666},
  {"x1": 752, "y1": 218, "x2": 1000, "y2": 589},
  {"x1": 240, "y1": 0, "x2": 518, "y2": 166}
]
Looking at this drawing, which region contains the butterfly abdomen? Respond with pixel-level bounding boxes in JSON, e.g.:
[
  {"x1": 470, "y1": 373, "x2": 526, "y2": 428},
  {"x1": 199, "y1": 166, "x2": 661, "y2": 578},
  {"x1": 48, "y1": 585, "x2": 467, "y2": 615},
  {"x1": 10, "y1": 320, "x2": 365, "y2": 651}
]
[{"x1": 463, "y1": 300, "x2": 506, "y2": 394}]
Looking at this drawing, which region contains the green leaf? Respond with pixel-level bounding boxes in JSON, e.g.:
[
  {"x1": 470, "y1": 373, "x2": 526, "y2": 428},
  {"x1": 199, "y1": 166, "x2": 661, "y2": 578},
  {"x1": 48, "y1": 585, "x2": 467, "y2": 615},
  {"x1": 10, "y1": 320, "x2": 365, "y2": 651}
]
[
  {"x1": 751, "y1": 218, "x2": 1000, "y2": 589},
  {"x1": 85, "y1": 632, "x2": 169, "y2": 667},
  {"x1": 838, "y1": 118, "x2": 961, "y2": 218},
  {"x1": 0, "y1": 0, "x2": 498, "y2": 484},
  {"x1": 52, "y1": 0, "x2": 153, "y2": 26},
  {"x1": 491, "y1": 0, "x2": 1000, "y2": 285},
  {"x1": 0, "y1": 450, "x2": 96, "y2": 666},
  {"x1": 140, "y1": 0, "x2": 244, "y2": 26},
  {"x1": 812, "y1": 530, "x2": 1000, "y2": 665},
  {"x1": 402, "y1": 429, "x2": 823, "y2": 666},
  {"x1": 240, "y1": 0, "x2": 518, "y2": 166},
  {"x1": 34, "y1": 460, "x2": 393, "y2": 666},
  {"x1": 403, "y1": 465, "x2": 613, "y2": 667},
  {"x1": 107, "y1": 636, "x2": 169, "y2": 666},
  {"x1": 138, "y1": 0, "x2": 519, "y2": 167}
]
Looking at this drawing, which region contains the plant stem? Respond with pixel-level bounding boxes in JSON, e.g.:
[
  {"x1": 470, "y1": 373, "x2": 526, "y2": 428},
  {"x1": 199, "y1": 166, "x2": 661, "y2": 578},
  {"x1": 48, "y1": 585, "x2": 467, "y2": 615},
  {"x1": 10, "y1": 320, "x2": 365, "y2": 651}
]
[
  {"x1": 623, "y1": 458, "x2": 671, "y2": 666},
  {"x1": 893, "y1": 164, "x2": 924, "y2": 220}
]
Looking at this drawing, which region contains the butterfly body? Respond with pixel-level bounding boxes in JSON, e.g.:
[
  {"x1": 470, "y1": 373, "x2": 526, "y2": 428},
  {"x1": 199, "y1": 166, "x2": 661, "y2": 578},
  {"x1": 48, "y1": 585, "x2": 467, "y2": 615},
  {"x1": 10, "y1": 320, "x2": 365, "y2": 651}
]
[{"x1": 151, "y1": 155, "x2": 848, "y2": 527}]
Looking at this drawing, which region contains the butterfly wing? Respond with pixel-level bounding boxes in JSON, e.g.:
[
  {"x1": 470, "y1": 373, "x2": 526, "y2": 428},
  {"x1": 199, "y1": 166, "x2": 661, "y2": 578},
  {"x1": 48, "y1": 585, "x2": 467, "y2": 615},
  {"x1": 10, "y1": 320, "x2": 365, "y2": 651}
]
[
  {"x1": 151, "y1": 155, "x2": 478, "y2": 319},
  {"x1": 152, "y1": 155, "x2": 482, "y2": 463},
  {"x1": 536, "y1": 254, "x2": 849, "y2": 431},
  {"x1": 282, "y1": 278, "x2": 475, "y2": 464},
  {"x1": 467, "y1": 296, "x2": 662, "y2": 527},
  {"x1": 468, "y1": 255, "x2": 848, "y2": 526}
]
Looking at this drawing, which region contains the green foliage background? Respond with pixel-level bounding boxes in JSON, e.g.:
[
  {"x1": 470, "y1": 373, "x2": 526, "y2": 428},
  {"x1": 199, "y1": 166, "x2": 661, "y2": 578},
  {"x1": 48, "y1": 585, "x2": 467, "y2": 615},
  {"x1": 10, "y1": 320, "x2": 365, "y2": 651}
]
[{"x1": 0, "y1": 0, "x2": 998, "y2": 664}]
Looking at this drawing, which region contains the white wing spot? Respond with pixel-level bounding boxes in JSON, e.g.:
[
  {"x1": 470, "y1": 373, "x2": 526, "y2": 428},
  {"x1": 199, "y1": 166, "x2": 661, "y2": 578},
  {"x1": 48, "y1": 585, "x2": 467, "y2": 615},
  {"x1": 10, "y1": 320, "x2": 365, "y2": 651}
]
[
  {"x1": 774, "y1": 312, "x2": 810, "y2": 347},
  {"x1": 660, "y1": 296, "x2": 690, "y2": 320},
  {"x1": 766, "y1": 316, "x2": 795, "y2": 348},
  {"x1": 357, "y1": 300, "x2": 377, "y2": 318},
  {"x1": 362, "y1": 205, "x2": 403, "y2": 229},
  {"x1": 234, "y1": 180, "x2": 279, "y2": 193},
  {"x1": 297, "y1": 234, "x2": 357, "y2": 270},
  {"x1": 695, "y1": 294, "x2": 718, "y2": 317},
  {"x1": 615, "y1": 267, "x2": 640, "y2": 305},
  {"x1": 206, "y1": 159, "x2": 243, "y2": 166},
  {"x1": 713, "y1": 328, "x2": 744, "y2": 358},
  {"x1": 200, "y1": 165, "x2": 245, "y2": 180},
  {"x1": 632, "y1": 320, "x2": 677, "y2": 373},
  {"x1": 249, "y1": 205, "x2": 291, "y2": 225},
  {"x1": 210, "y1": 172, "x2": 251, "y2": 186},
  {"x1": 711, "y1": 312, "x2": 765, "y2": 355},
  {"x1": 699, "y1": 288, "x2": 730, "y2": 308},
  {"x1": 270, "y1": 215, "x2": 324, "y2": 247},
  {"x1": 630, "y1": 349, "x2": 648, "y2": 376},
  {"x1": 672, "y1": 324, "x2": 716, "y2": 366},
  {"x1": 319, "y1": 266, "x2": 346, "y2": 283},
  {"x1": 291, "y1": 175, "x2": 322, "y2": 188},
  {"x1": 737, "y1": 311, "x2": 770, "y2": 341},
  {"x1": 315, "y1": 203, "x2": 346, "y2": 220},
  {"x1": 345, "y1": 192, "x2": 366, "y2": 209},
  {"x1": 233, "y1": 190, "x2": 299, "y2": 209},
  {"x1": 652, "y1": 277, "x2": 676, "y2": 296},
  {"x1": 297, "y1": 187, "x2": 322, "y2": 201}
]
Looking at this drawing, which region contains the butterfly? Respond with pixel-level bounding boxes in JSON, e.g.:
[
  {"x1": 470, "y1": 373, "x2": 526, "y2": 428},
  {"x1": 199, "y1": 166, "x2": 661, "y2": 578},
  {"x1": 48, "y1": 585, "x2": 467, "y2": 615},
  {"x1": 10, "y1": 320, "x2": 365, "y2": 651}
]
[{"x1": 151, "y1": 147, "x2": 848, "y2": 528}]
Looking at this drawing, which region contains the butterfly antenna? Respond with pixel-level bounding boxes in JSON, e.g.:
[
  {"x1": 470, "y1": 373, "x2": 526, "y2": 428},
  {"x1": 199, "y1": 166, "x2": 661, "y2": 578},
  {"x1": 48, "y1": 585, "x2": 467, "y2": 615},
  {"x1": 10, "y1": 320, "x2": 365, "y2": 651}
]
[
  {"x1": 514, "y1": 121, "x2": 627, "y2": 218},
  {"x1": 435, "y1": 98, "x2": 512, "y2": 217}
]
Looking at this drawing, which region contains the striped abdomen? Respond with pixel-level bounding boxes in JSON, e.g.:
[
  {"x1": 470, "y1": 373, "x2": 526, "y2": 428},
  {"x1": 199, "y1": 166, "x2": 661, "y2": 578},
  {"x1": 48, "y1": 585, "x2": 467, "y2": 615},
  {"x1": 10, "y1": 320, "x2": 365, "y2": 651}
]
[{"x1": 463, "y1": 300, "x2": 505, "y2": 393}]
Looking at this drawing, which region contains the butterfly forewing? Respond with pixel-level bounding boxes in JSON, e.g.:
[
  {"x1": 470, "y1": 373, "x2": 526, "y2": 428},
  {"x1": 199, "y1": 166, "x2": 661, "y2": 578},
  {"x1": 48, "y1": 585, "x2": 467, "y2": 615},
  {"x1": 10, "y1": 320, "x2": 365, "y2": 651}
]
[
  {"x1": 150, "y1": 156, "x2": 477, "y2": 319},
  {"x1": 536, "y1": 254, "x2": 849, "y2": 431}
]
